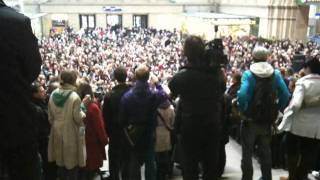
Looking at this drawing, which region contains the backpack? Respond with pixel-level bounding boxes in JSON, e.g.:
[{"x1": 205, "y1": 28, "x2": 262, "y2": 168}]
[{"x1": 247, "y1": 73, "x2": 278, "y2": 125}]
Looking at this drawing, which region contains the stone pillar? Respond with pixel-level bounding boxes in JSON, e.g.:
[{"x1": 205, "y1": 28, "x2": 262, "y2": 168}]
[
  {"x1": 294, "y1": 6, "x2": 309, "y2": 40},
  {"x1": 96, "y1": 13, "x2": 107, "y2": 28},
  {"x1": 68, "y1": 13, "x2": 80, "y2": 31},
  {"x1": 41, "y1": 14, "x2": 52, "y2": 37},
  {"x1": 122, "y1": 13, "x2": 133, "y2": 28}
]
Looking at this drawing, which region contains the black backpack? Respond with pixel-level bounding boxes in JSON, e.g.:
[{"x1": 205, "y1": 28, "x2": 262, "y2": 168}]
[{"x1": 247, "y1": 73, "x2": 278, "y2": 125}]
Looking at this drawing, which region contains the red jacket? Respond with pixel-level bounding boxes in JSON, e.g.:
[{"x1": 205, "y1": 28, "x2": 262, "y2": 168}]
[{"x1": 84, "y1": 102, "x2": 108, "y2": 170}]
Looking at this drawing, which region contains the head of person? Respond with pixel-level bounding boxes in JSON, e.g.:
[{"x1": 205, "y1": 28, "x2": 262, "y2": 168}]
[
  {"x1": 304, "y1": 57, "x2": 320, "y2": 75},
  {"x1": 288, "y1": 77, "x2": 297, "y2": 93},
  {"x1": 232, "y1": 72, "x2": 242, "y2": 85},
  {"x1": 77, "y1": 80, "x2": 94, "y2": 100},
  {"x1": 135, "y1": 64, "x2": 150, "y2": 82},
  {"x1": 114, "y1": 66, "x2": 127, "y2": 83},
  {"x1": 31, "y1": 82, "x2": 46, "y2": 100},
  {"x1": 183, "y1": 35, "x2": 205, "y2": 66},
  {"x1": 47, "y1": 78, "x2": 60, "y2": 96},
  {"x1": 59, "y1": 70, "x2": 78, "y2": 86},
  {"x1": 252, "y1": 46, "x2": 270, "y2": 63}
]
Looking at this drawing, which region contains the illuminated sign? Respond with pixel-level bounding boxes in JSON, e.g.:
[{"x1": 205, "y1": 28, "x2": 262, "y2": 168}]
[{"x1": 297, "y1": 0, "x2": 320, "y2": 5}]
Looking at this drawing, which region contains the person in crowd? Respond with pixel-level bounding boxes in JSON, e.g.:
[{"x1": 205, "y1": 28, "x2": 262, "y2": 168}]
[
  {"x1": 0, "y1": 0, "x2": 42, "y2": 179},
  {"x1": 279, "y1": 57, "x2": 320, "y2": 180},
  {"x1": 78, "y1": 80, "x2": 109, "y2": 180},
  {"x1": 48, "y1": 70, "x2": 88, "y2": 180},
  {"x1": 155, "y1": 98, "x2": 175, "y2": 180},
  {"x1": 30, "y1": 83, "x2": 52, "y2": 180},
  {"x1": 169, "y1": 35, "x2": 226, "y2": 180},
  {"x1": 120, "y1": 64, "x2": 166, "y2": 180},
  {"x1": 237, "y1": 46, "x2": 290, "y2": 180},
  {"x1": 102, "y1": 67, "x2": 132, "y2": 180}
]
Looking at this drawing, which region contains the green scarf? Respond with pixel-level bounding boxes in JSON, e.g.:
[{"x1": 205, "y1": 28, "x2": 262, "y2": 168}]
[{"x1": 52, "y1": 90, "x2": 73, "y2": 107}]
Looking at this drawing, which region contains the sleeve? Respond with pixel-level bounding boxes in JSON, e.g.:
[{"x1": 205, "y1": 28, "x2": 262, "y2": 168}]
[
  {"x1": 119, "y1": 96, "x2": 128, "y2": 128},
  {"x1": 155, "y1": 84, "x2": 167, "y2": 106},
  {"x1": 48, "y1": 99, "x2": 54, "y2": 125},
  {"x1": 288, "y1": 81, "x2": 304, "y2": 113},
  {"x1": 73, "y1": 95, "x2": 86, "y2": 125},
  {"x1": 102, "y1": 94, "x2": 112, "y2": 134},
  {"x1": 89, "y1": 104, "x2": 108, "y2": 146},
  {"x1": 168, "y1": 74, "x2": 179, "y2": 98},
  {"x1": 275, "y1": 72, "x2": 290, "y2": 111},
  {"x1": 237, "y1": 71, "x2": 251, "y2": 112},
  {"x1": 170, "y1": 107, "x2": 176, "y2": 128},
  {"x1": 20, "y1": 18, "x2": 42, "y2": 83}
]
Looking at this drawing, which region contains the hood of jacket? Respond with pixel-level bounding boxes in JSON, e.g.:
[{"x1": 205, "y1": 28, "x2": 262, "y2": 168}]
[
  {"x1": 51, "y1": 84, "x2": 76, "y2": 107},
  {"x1": 249, "y1": 62, "x2": 274, "y2": 78}
]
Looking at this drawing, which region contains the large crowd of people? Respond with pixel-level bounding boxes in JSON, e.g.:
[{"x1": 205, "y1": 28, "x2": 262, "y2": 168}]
[
  {"x1": 38, "y1": 26, "x2": 320, "y2": 94},
  {"x1": 31, "y1": 26, "x2": 320, "y2": 180}
]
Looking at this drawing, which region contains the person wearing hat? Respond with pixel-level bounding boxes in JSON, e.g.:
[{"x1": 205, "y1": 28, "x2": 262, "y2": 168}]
[{"x1": 237, "y1": 46, "x2": 289, "y2": 180}]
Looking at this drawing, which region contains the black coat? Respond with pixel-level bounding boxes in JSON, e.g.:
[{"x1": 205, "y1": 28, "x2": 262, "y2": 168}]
[
  {"x1": 169, "y1": 67, "x2": 226, "y2": 134},
  {"x1": 0, "y1": 1, "x2": 42, "y2": 149},
  {"x1": 103, "y1": 84, "x2": 131, "y2": 138}
]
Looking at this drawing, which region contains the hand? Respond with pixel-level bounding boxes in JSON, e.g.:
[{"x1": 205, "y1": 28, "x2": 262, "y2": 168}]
[
  {"x1": 82, "y1": 94, "x2": 91, "y2": 106},
  {"x1": 149, "y1": 74, "x2": 159, "y2": 86}
]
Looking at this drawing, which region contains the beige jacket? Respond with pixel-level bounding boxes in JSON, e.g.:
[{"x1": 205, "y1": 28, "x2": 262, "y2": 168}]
[
  {"x1": 155, "y1": 104, "x2": 175, "y2": 152},
  {"x1": 48, "y1": 84, "x2": 86, "y2": 169}
]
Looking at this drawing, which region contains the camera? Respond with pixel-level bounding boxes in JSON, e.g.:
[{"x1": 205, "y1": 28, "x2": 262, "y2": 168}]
[{"x1": 204, "y1": 38, "x2": 228, "y2": 70}]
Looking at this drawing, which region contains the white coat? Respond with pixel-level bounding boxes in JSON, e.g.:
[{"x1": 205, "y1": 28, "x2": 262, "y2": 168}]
[
  {"x1": 48, "y1": 84, "x2": 86, "y2": 169},
  {"x1": 279, "y1": 74, "x2": 320, "y2": 139}
]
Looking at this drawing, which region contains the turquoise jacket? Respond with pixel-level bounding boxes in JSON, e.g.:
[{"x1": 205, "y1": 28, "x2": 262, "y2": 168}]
[{"x1": 237, "y1": 62, "x2": 290, "y2": 113}]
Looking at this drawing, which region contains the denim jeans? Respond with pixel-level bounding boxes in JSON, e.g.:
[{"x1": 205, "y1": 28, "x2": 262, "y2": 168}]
[{"x1": 241, "y1": 121, "x2": 272, "y2": 180}]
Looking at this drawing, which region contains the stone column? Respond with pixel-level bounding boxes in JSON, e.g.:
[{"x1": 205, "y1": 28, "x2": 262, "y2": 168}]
[{"x1": 294, "y1": 5, "x2": 309, "y2": 40}]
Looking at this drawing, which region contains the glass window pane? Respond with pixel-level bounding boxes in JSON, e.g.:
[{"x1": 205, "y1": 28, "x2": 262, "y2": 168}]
[
  {"x1": 88, "y1": 15, "x2": 95, "y2": 28},
  {"x1": 81, "y1": 15, "x2": 88, "y2": 28}
]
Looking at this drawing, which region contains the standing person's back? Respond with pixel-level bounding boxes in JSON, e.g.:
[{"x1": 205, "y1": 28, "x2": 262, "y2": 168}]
[
  {"x1": 103, "y1": 67, "x2": 132, "y2": 180},
  {"x1": 155, "y1": 99, "x2": 175, "y2": 180},
  {"x1": 48, "y1": 70, "x2": 87, "y2": 180},
  {"x1": 237, "y1": 46, "x2": 290, "y2": 180},
  {"x1": 120, "y1": 64, "x2": 166, "y2": 180},
  {"x1": 0, "y1": 1, "x2": 42, "y2": 179},
  {"x1": 169, "y1": 36, "x2": 226, "y2": 180}
]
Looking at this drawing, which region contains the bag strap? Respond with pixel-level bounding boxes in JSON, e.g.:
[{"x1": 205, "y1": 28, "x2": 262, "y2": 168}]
[{"x1": 156, "y1": 110, "x2": 173, "y2": 132}]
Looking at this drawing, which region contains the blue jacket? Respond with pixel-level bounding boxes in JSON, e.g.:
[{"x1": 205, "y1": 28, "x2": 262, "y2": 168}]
[
  {"x1": 237, "y1": 62, "x2": 290, "y2": 113},
  {"x1": 120, "y1": 80, "x2": 167, "y2": 128}
]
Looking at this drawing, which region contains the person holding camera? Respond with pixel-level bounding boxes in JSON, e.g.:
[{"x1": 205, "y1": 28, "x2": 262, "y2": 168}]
[{"x1": 169, "y1": 35, "x2": 226, "y2": 180}]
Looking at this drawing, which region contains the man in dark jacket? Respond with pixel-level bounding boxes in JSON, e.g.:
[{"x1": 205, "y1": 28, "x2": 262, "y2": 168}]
[
  {"x1": 120, "y1": 64, "x2": 166, "y2": 180},
  {"x1": 103, "y1": 67, "x2": 132, "y2": 180},
  {"x1": 31, "y1": 82, "x2": 58, "y2": 180},
  {"x1": 169, "y1": 36, "x2": 226, "y2": 180},
  {"x1": 0, "y1": 1, "x2": 42, "y2": 179}
]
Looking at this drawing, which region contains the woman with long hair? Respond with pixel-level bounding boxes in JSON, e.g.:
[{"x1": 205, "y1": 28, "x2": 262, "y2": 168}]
[{"x1": 78, "y1": 80, "x2": 108, "y2": 180}]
